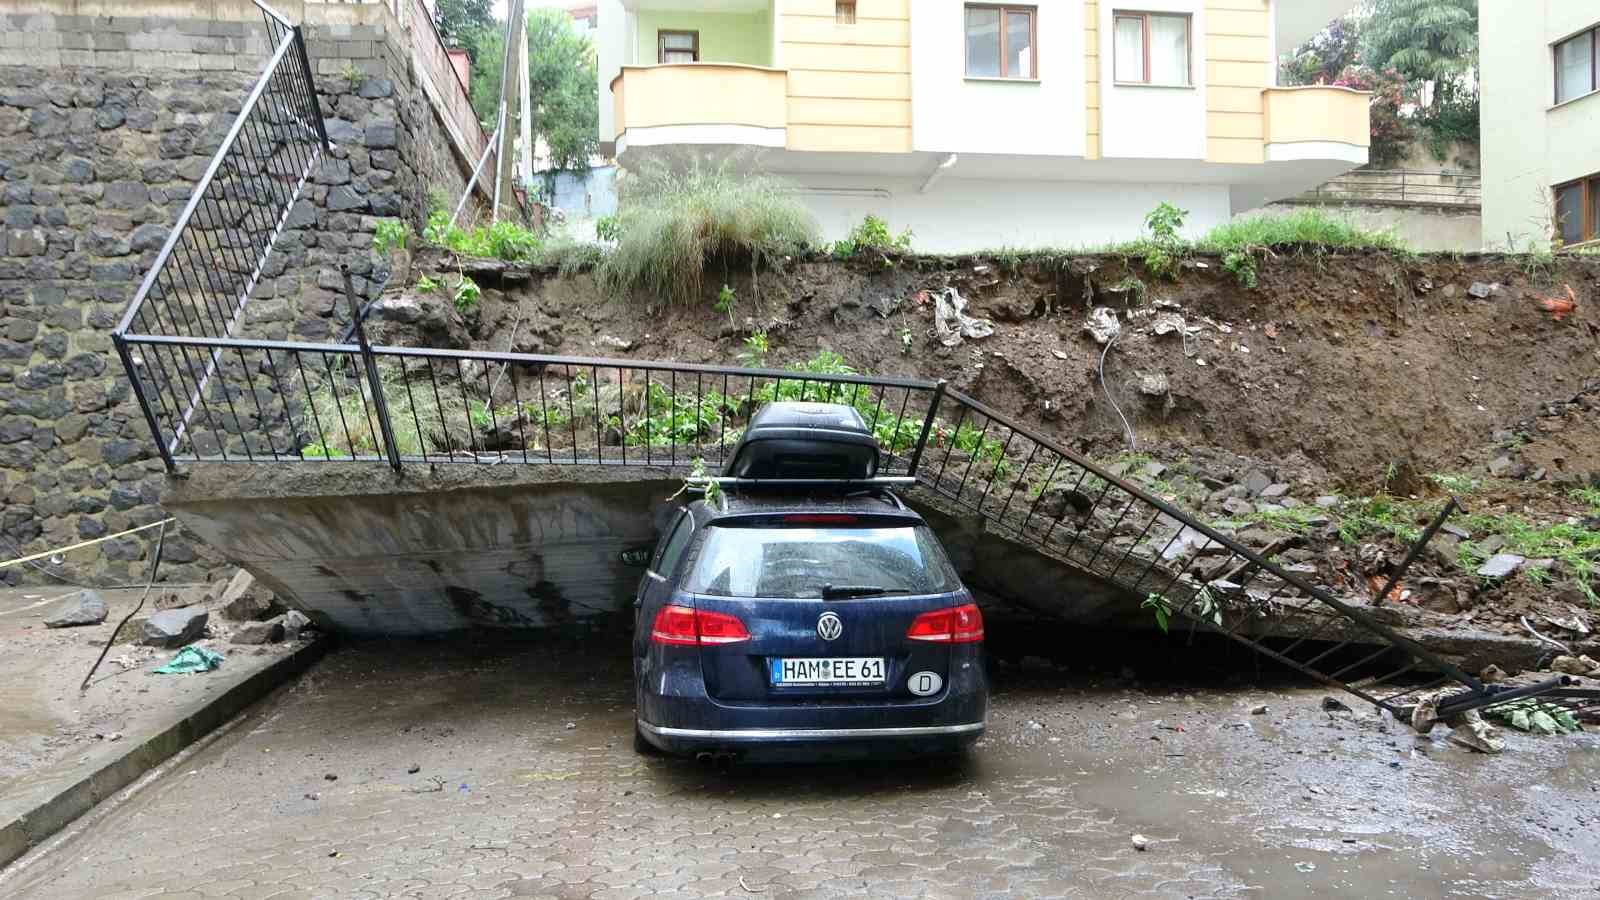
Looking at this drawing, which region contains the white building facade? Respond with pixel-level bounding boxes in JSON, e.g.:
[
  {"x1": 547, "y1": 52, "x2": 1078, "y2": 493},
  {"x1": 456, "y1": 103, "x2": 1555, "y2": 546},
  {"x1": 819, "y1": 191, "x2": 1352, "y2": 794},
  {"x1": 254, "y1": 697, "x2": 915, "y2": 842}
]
[
  {"x1": 1480, "y1": 3, "x2": 1600, "y2": 251},
  {"x1": 598, "y1": 0, "x2": 1367, "y2": 251}
]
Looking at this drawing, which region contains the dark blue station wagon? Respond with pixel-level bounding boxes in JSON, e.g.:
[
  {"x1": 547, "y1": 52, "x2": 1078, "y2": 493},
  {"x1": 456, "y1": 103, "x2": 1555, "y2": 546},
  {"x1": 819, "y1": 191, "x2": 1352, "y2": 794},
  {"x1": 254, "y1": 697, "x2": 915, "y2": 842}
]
[{"x1": 631, "y1": 402, "x2": 988, "y2": 762}]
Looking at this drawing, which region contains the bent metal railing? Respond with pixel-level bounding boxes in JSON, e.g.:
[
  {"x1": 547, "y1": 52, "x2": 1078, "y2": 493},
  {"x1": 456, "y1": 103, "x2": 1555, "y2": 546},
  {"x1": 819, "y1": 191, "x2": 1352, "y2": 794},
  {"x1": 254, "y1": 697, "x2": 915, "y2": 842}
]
[
  {"x1": 111, "y1": 0, "x2": 328, "y2": 466},
  {"x1": 109, "y1": 4, "x2": 1590, "y2": 729}
]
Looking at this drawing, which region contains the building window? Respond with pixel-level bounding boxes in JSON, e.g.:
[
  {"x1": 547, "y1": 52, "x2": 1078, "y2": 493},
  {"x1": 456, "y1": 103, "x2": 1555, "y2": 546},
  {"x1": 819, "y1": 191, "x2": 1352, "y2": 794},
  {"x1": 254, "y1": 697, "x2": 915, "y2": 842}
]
[
  {"x1": 836, "y1": 1, "x2": 856, "y2": 25},
  {"x1": 1554, "y1": 25, "x2": 1598, "y2": 104},
  {"x1": 657, "y1": 30, "x2": 698, "y2": 64},
  {"x1": 1113, "y1": 11, "x2": 1191, "y2": 85},
  {"x1": 965, "y1": 5, "x2": 1036, "y2": 79},
  {"x1": 1554, "y1": 174, "x2": 1600, "y2": 244}
]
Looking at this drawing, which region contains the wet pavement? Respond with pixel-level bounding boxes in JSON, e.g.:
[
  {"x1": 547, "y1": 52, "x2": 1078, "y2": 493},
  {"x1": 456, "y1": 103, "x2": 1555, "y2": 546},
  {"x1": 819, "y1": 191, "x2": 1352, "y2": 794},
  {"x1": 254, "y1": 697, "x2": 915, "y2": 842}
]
[{"x1": 3, "y1": 634, "x2": 1598, "y2": 899}]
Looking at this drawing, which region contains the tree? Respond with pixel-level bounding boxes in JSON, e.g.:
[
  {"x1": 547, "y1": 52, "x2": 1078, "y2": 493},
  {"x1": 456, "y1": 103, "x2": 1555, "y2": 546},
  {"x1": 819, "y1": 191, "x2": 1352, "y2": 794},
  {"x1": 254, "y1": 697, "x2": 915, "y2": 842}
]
[
  {"x1": 463, "y1": 10, "x2": 599, "y2": 174},
  {"x1": 1280, "y1": 15, "x2": 1361, "y2": 86},
  {"x1": 433, "y1": 0, "x2": 494, "y2": 57},
  {"x1": 1359, "y1": 0, "x2": 1478, "y2": 87}
]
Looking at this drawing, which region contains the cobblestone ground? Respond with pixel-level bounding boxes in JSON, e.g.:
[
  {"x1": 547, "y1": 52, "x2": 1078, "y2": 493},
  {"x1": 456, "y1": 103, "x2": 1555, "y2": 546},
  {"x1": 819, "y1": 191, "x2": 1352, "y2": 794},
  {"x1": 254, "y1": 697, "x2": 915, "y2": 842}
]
[{"x1": 4, "y1": 636, "x2": 1598, "y2": 899}]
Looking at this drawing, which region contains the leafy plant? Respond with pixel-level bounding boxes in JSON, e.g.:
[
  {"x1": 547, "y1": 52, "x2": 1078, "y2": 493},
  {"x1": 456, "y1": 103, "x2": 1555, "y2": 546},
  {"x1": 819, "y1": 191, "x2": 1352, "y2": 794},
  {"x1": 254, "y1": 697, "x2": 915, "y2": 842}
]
[
  {"x1": 1140, "y1": 202, "x2": 1188, "y2": 279},
  {"x1": 738, "y1": 329, "x2": 769, "y2": 368},
  {"x1": 595, "y1": 214, "x2": 622, "y2": 242},
  {"x1": 597, "y1": 156, "x2": 817, "y2": 305},
  {"x1": 1110, "y1": 275, "x2": 1147, "y2": 303},
  {"x1": 415, "y1": 274, "x2": 441, "y2": 292},
  {"x1": 899, "y1": 326, "x2": 913, "y2": 354},
  {"x1": 1485, "y1": 699, "x2": 1580, "y2": 735},
  {"x1": 714, "y1": 283, "x2": 736, "y2": 316},
  {"x1": 1427, "y1": 472, "x2": 1480, "y2": 494},
  {"x1": 1221, "y1": 249, "x2": 1257, "y2": 289},
  {"x1": 1200, "y1": 209, "x2": 1411, "y2": 254},
  {"x1": 1572, "y1": 486, "x2": 1600, "y2": 513},
  {"x1": 1143, "y1": 593, "x2": 1173, "y2": 633},
  {"x1": 833, "y1": 214, "x2": 913, "y2": 259},
  {"x1": 453, "y1": 275, "x2": 482, "y2": 312},
  {"x1": 372, "y1": 218, "x2": 411, "y2": 255},
  {"x1": 421, "y1": 210, "x2": 544, "y2": 262},
  {"x1": 341, "y1": 62, "x2": 364, "y2": 90}
]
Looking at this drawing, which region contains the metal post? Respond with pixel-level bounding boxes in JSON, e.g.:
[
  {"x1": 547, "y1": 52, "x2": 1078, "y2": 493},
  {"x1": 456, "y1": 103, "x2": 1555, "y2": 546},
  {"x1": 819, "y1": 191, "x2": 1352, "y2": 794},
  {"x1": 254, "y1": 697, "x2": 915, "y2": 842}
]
[
  {"x1": 906, "y1": 379, "x2": 947, "y2": 477},
  {"x1": 114, "y1": 334, "x2": 179, "y2": 474},
  {"x1": 1373, "y1": 496, "x2": 1459, "y2": 605},
  {"x1": 451, "y1": 125, "x2": 501, "y2": 229},
  {"x1": 340, "y1": 266, "x2": 402, "y2": 474},
  {"x1": 292, "y1": 26, "x2": 330, "y2": 151}
]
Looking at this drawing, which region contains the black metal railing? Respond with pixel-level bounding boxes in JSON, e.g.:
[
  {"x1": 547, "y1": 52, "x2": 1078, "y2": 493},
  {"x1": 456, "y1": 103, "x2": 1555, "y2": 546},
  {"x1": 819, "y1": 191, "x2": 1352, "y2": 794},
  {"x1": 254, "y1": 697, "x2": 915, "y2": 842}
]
[{"x1": 111, "y1": 0, "x2": 328, "y2": 471}]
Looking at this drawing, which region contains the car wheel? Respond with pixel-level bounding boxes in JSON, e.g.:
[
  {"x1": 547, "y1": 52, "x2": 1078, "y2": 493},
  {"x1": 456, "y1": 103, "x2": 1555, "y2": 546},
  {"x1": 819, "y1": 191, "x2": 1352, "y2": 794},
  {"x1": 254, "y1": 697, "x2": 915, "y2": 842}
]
[{"x1": 633, "y1": 723, "x2": 661, "y2": 756}]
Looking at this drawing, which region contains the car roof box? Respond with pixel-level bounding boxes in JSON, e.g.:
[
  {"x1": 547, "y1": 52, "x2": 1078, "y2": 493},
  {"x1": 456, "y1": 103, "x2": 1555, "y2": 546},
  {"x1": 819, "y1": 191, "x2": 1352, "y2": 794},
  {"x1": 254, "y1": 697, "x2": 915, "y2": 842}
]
[{"x1": 722, "y1": 402, "x2": 879, "y2": 480}]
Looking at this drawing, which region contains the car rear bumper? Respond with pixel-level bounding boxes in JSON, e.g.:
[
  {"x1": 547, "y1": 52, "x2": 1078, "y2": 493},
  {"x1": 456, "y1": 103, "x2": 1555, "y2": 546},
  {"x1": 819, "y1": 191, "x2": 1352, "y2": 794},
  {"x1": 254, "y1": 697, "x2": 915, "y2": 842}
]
[{"x1": 638, "y1": 720, "x2": 985, "y2": 742}]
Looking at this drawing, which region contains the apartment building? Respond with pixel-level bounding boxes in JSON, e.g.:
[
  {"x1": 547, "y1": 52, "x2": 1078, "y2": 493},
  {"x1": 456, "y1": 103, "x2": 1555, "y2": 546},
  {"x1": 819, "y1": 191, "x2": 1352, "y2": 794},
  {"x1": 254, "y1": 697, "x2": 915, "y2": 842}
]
[
  {"x1": 596, "y1": 0, "x2": 1367, "y2": 251},
  {"x1": 1481, "y1": 3, "x2": 1600, "y2": 251}
]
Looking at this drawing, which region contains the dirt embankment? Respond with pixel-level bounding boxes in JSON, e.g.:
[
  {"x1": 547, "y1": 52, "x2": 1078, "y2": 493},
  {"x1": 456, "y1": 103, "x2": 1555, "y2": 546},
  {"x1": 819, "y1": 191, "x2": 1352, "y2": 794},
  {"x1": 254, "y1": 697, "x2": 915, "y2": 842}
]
[{"x1": 387, "y1": 248, "x2": 1600, "y2": 654}]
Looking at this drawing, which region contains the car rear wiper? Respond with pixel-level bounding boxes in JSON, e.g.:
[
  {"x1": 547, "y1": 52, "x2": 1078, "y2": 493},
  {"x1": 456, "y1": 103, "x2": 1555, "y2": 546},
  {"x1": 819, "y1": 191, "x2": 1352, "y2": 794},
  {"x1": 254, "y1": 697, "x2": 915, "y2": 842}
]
[{"x1": 819, "y1": 584, "x2": 906, "y2": 600}]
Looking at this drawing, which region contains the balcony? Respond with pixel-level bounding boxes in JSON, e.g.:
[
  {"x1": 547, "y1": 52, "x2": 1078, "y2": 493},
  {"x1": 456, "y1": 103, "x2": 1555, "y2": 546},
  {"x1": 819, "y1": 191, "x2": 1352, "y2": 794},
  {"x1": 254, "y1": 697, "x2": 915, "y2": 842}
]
[
  {"x1": 610, "y1": 63, "x2": 788, "y2": 158},
  {"x1": 1262, "y1": 85, "x2": 1370, "y2": 164}
]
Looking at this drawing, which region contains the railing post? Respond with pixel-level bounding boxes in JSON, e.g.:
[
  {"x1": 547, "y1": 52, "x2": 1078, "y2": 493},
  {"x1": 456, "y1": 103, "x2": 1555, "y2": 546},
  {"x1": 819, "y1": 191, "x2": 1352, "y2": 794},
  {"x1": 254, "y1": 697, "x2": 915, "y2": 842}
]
[
  {"x1": 906, "y1": 379, "x2": 947, "y2": 478},
  {"x1": 341, "y1": 266, "x2": 402, "y2": 474},
  {"x1": 292, "y1": 25, "x2": 330, "y2": 151},
  {"x1": 114, "y1": 334, "x2": 178, "y2": 474},
  {"x1": 1373, "y1": 496, "x2": 1459, "y2": 605}
]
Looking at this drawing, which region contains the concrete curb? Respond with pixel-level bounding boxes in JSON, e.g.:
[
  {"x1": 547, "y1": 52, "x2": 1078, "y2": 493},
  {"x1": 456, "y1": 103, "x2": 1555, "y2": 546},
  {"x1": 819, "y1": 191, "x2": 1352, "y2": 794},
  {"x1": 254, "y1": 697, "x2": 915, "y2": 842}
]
[{"x1": 0, "y1": 636, "x2": 333, "y2": 869}]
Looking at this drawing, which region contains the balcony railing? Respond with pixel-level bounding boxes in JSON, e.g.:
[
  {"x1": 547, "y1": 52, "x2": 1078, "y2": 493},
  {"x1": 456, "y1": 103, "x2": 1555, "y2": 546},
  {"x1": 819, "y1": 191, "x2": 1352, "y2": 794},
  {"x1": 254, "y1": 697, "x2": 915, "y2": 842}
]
[{"x1": 1295, "y1": 169, "x2": 1482, "y2": 208}]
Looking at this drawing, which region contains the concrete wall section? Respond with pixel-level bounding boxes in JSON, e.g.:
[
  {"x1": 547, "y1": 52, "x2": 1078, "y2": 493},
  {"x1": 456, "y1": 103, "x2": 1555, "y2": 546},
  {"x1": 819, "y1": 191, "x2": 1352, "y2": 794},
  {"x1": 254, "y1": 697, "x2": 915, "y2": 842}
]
[
  {"x1": 792, "y1": 173, "x2": 1233, "y2": 252},
  {"x1": 910, "y1": 0, "x2": 1085, "y2": 158}
]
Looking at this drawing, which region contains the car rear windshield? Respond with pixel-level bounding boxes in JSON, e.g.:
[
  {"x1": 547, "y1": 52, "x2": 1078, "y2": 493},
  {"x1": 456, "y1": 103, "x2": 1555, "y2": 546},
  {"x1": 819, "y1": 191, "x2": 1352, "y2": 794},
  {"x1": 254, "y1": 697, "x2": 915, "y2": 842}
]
[{"x1": 686, "y1": 525, "x2": 961, "y2": 599}]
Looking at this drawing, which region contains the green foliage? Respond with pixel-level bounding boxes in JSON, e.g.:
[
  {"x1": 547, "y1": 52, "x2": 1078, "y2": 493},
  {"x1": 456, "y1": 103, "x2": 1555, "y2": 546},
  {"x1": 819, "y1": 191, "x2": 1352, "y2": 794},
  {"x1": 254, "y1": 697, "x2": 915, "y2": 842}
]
[
  {"x1": 738, "y1": 329, "x2": 769, "y2": 368},
  {"x1": 537, "y1": 237, "x2": 604, "y2": 276},
  {"x1": 1360, "y1": 0, "x2": 1477, "y2": 87},
  {"x1": 453, "y1": 275, "x2": 481, "y2": 312},
  {"x1": 1456, "y1": 513, "x2": 1600, "y2": 604},
  {"x1": 422, "y1": 210, "x2": 543, "y2": 261},
  {"x1": 595, "y1": 214, "x2": 621, "y2": 242},
  {"x1": 341, "y1": 62, "x2": 363, "y2": 91},
  {"x1": 415, "y1": 274, "x2": 441, "y2": 293},
  {"x1": 1336, "y1": 494, "x2": 1424, "y2": 545},
  {"x1": 1331, "y1": 65, "x2": 1416, "y2": 167},
  {"x1": 1140, "y1": 202, "x2": 1188, "y2": 279},
  {"x1": 1572, "y1": 486, "x2": 1600, "y2": 513},
  {"x1": 899, "y1": 326, "x2": 913, "y2": 354},
  {"x1": 831, "y1": 214, "x2": 913, "y2": 258},
  {"x1": 1110, "y1": 275, "x2": 1147, "y2": 302},
  {"x1": 1221, "y1": 249, "x2": 1257, "y2": 288},
  {"x1": 461, "y1": 9, "x2": 599, "y2": 172},
  {"x1": 1199, "y1": 210, "x2": 1412, "y2": 254},
  {"x1": 432, "y1": 0, "x2": 494, "y2": 56},
  {"x1": 1280, "y1": 15, "x2": 1360, "y2": 86},
  {"x1": 1486, "y1": 699, "x2": 1581, "y2": 735},
  {"x1": 714, "y1": 283, "x2": 736, "y2": 315},
  {"x1": 371, "y1": 219, "x2": 410, "y2": 255},
  {"x1": 598, "y1": 156, "x2": 817, "y2": 305},
  {"x1": 1143, "y1": 593, "x2": 1172, "y2": 633}
]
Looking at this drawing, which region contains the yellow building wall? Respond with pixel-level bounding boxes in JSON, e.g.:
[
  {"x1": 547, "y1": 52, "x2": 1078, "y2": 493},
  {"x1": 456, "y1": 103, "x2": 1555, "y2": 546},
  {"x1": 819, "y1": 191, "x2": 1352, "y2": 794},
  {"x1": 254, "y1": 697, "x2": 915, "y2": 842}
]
[
  {"x1": 1085, "y1": 0, "x2": 1099, "y2": 159},
  {"x1": 1204, "y1": 0, "x2": 1269, "y2": 164},
  {"x1": 781, "y1": 0, "x2": 912, "y2": 153}
]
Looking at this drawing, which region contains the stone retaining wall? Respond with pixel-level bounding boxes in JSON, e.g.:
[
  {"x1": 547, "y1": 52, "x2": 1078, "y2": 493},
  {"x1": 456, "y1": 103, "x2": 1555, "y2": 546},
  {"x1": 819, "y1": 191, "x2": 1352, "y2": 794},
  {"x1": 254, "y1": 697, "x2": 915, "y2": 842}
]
[{"x1": 0, "y1": 9, "x2": 479, "y2": 585}]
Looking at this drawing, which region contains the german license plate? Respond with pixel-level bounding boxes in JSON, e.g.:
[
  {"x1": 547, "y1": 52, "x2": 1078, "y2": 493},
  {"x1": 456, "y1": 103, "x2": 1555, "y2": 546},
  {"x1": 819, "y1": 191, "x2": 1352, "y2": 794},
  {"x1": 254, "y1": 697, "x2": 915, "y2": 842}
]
[{"x1": 771, "y1": 657, "x2": 885, "y2": 686}]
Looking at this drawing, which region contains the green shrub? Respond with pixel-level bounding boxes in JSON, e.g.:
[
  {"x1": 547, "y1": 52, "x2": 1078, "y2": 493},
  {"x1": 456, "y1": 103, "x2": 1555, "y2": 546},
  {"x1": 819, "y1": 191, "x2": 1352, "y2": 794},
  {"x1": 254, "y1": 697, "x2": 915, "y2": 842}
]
[
  {"x1": 1221, "y1": 249, "x2": 1257, "y2": 288},
  {"x1": 738, "y1": 329, "x2": 769, "y2": 368},
  {"x1": 597, "y1": 157, "x2": 818, "y2": 305},
  {"x1": 1200, "y1": 209, "x2": 1410, "y2": 253},
  {"x1": 1140, "y1": 202, "x2": 1188, "y2": 279},
  {"x1": 453, "y1": 275, "x2": 481, "y2": 312},
  {"x1": 415, "y1": 274, "x2": 440, "y2": 292},
  {"x1": 421, "y1": 210, "x2": 544, "y2": 262},
  {"x1": 714, "y1": 283, "x2": 736, "y2": 315},
  {"x1": 832, "y1": 214, "x2": 912, "y2": 258},
  {"x1": 372, "y1": 218, "x2": 411, "y2": 254},
  {"x1": 595, "y1": 214, "x2": 621, "y2": 242}
]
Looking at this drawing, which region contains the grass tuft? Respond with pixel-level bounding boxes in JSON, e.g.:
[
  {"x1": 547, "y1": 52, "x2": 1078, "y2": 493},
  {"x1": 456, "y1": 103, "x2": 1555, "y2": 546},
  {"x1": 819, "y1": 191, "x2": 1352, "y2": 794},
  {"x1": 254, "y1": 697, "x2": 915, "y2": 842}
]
[{"x1": 1197, "y1": 209, "x2": 1412, "y2": 254}]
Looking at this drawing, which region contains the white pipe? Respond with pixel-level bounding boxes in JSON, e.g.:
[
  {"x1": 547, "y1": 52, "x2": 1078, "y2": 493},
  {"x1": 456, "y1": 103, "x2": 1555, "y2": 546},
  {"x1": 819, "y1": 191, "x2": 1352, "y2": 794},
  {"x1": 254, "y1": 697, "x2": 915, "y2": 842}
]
[{"x1": 920, "y1": 154, "x2": 958, "y2": 194}]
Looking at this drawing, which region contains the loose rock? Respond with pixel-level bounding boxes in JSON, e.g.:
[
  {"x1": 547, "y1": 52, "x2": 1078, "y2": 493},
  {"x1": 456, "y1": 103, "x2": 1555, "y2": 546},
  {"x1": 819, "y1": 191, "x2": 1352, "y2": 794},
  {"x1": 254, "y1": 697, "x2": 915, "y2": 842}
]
[
  {"x1": 141, "y1": 607, "x2": 208, "y2": 648},
  {"x1": 1475, "y1": 554, "x2": 1525, "y2": 579},
  {"x1": 219, "y1": 569, "x2": 277, "y2": 622},
  {"x1": 230, "y1": 619, "x2": 285, "y2": 645},
  {"x1": 43, "y1": 589, "x2": 108, "y2": 627}
]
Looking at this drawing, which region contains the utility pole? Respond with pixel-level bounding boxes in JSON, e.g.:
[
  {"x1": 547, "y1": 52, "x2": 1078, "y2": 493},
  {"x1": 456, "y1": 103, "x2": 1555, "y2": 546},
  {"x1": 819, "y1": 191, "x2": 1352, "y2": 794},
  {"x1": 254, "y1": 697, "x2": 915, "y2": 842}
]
[{"x1": 492, "y1": 0, "x2": 525, "y2": 223}]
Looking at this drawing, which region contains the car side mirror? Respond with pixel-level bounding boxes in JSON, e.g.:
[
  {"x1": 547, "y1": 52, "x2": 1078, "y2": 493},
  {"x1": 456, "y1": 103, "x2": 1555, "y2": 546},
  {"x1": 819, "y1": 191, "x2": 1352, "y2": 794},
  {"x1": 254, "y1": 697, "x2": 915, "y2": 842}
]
[{"x1": 619, "y1": 547, "x2": 651, "y2": 568}]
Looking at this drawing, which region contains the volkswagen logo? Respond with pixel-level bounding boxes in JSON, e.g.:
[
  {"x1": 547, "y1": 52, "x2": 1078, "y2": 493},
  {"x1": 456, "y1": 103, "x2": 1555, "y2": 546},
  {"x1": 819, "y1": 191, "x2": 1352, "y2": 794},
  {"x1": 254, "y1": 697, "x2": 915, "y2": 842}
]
[{"x1": 816, "y1": 612, "x2": 843, "y2": 641}]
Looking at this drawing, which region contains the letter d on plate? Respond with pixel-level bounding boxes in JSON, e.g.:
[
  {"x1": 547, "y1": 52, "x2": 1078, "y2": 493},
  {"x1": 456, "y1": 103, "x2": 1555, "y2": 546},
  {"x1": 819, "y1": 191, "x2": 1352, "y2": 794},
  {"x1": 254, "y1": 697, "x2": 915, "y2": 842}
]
[{"x1": 907, "y1": 671, "x2": 943, "y2": 697}]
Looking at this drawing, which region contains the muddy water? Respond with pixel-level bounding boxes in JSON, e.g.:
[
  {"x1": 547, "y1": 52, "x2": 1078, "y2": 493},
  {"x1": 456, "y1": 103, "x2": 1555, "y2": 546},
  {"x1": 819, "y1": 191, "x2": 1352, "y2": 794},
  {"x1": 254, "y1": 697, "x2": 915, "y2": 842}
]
[{"x1": 6, "y1": 636, "x2": 1598, "y2": 899}]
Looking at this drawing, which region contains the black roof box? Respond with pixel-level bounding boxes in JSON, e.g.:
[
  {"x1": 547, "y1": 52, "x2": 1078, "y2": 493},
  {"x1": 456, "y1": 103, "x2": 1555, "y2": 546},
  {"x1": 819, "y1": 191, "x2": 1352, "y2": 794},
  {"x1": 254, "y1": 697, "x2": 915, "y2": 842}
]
[{"x1": 722, "y1": 402, "x2": 879, "y2": 480}]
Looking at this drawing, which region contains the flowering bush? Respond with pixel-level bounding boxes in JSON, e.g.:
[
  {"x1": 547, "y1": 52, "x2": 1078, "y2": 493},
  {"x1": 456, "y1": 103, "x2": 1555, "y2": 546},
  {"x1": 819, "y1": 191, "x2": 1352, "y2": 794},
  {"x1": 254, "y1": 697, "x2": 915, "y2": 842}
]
[{"x1": 1334, "y1": 65, "x2": 1412, "y2": 167}]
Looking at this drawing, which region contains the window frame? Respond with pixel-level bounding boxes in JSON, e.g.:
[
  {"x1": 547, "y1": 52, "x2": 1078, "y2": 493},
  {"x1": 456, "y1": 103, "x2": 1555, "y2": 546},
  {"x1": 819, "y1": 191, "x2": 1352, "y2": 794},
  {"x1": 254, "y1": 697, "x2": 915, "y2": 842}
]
[
  {"x1": 1112, "y1": 9, "x2": 1193, "y2": 86},
  {"x1": 1553, "y1": 174, "x2": 1600, "y2": 245},
  {"x1": 650, "y1": 509, "x2": 696, "y2": 579},
  {"x1": 1553, "y1": 25, "x2": 1599, "y2": 106},
  {"x1": 656, "y1": 29, "x2": 699, "y2": 65},
  {"x1": 963, "y1": 4, "x2": 1039, "y2": 80},
  {"x1": 836, "y1": 1, "x2": 857, "y2": 25}
]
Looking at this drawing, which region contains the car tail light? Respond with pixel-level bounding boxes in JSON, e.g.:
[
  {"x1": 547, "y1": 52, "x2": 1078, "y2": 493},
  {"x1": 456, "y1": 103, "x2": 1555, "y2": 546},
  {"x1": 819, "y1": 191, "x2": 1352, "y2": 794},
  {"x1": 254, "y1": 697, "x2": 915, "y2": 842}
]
[
  {"x1": 906, "y1": 603, "x2": 984, "y2": 644},
  {"x1": 650, "y1": 605, "x2": 751, "y2": 646}
]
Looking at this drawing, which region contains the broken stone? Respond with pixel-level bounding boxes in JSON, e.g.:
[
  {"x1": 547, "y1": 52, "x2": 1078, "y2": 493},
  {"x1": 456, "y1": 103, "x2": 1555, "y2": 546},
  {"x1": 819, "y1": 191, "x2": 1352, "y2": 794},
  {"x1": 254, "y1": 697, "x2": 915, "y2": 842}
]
[
  {"x1": 1159, "y1": 526, "x2": 1221, "y2": 561},
  {"x1": 1137, "y1": 373, "x2": 1169, "y2": 397},
  {"x1": 1466, "y1": 281, "x2": 1500, "y2": 299},
  {"x1": 43, "y1": 589, "x2": 108, "y2": 627},
  {"x1": 1259, "y1": 483, "x2": 1290, "y2": 499},
  {"x1": 1487, "y1": 455, "x2": 1517, "y2": 477},
  {"x1": 141, "y1": 606, "x2": 208, "y2": 647},
  {"x1": 1551, "y1": 654, "x2": 1600, "y2": 676},
  {"x1": 596, "y1": 335, "x2": 633, "y2": 352},
  {"x1": 1131, "y1": 834, "x2": 1149, "y2": 851},
  {"x1": 1139, "y1": 461, "x2": 1167, "y2": 480},
  {"x1": 279, "y1": 609, "x2": 311, "y2": 641},
  {"x1": 1150, "y1": 312, "x2": 1185, "y2": 337},
  {"x1": 1476, "y1": 535, "x2": 1506, "y2": 555},
  {"x1": 230, "y1": 620, "x2": 284, "y2": 645},
  {"x1": 1313, "y1": 495, "x2": 1341, "y2": 509},
  {"x1": 1082, "y1": 307, "x2": 1120, "y2": 345},
  {"x1": 1427, "y1": 534, "x2": 1461, "y2": 569},
  {"x1": 1475, "y1": 553, "x2": 1523, "y2": 579},
  {"x1": 1479, "y1": 664, "x2": 1507, "y2": 683},
  {"x1": 1446, "y1": 711, "x2": 1503, "y2": 754},
  {"x1": 1243, "y1": 470, "x2": 1272, "y2": 496},
  {"x1": 1221, "y1": 497, "x2": 1255, "y2": 518},
  {"x1": 219, "y1": 569, "x2": 276, "y2": 622}
]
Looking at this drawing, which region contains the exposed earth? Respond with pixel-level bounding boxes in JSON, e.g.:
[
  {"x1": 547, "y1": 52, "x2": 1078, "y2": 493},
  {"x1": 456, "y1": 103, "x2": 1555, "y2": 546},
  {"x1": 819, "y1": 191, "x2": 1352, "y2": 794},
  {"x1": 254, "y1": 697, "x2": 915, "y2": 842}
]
[
  {"x1": 3, "y1": 635, "x2": 1597, "y2": 898},
  {"x1": 366, "y1": 248, "x2": 1600, "y2": 669}
]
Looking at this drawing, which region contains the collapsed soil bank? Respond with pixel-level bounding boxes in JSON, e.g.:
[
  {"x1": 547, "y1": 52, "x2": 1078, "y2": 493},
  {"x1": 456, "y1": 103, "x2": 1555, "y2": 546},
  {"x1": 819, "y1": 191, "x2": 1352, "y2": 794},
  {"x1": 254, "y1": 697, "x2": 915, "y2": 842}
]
[{"x1": 378, "y1": 248, "x2": 1600, "y2": 658}]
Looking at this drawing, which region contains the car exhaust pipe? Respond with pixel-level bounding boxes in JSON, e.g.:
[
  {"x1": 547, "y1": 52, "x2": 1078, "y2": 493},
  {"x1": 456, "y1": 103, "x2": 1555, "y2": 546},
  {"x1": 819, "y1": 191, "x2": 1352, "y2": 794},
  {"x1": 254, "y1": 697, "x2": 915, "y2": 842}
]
[{"x1": 695, "y1": 751, "x2": 715, "y2": 766}]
